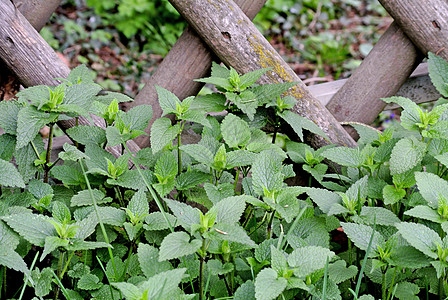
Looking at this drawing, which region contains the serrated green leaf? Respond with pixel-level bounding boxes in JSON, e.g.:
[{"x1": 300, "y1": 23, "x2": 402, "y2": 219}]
[
  {"x1": 252, "y1": 150, "x2": 283, "y2": 195},
  {"x1": 396, "y1": 222, "x2": 441, "y2": 259},
  {"x1": 144, "y1": 212, "x2": 177, "y2": 231},
  {"x1": 389, "y1": 246, "x2": 432, "y2": 268},
  {"x1": 52, "y1": 201, "x2": 71, "y2": 224},
  {"x1": 124, "y1": 222, "x2": 143, "y2": 241},
  {"x1": 180, "y1": 144, "x2": 214, "y2": 166},
  {"x1": 67, "y1": 240, "x2": 110, "y2": 251},
  {"x1": 67, "y1": 125, "x2": 106, "y2": 146},
  {"x1": 71, "y1": 189, "x2": 109, "y2": 207},
  {"x1": 127, "y1": 190, "x2": 149, "y2": 220},
  {"x1": 328, "y1": 260, "x2": 357, "y2": 284},
  {"x1": 254, "y1": 268, "x2": 287, "y2": 300},
  {"x1": 16, "y1": 106, "x2": 59, "y2": 149},
  {"x1": 287, "y1": 246, "x2": 335, "y2": 277},
  {"x1": 382, "y1": 96, "x2": 421, "y2": 131},
  {"x1": 107, "y1": 169, "x2": 155, "y2": 191},
  {"x1": 341, "y1": 222, "x2": 384, "y2": 256},
  {"x1": 226, "y1": 91, "x2": 258, "y2": 120},
  {"x1": 225, "y1": 150, "x2": 256, "y2": 168},
  {"x1": 234, "y1": 280, "x2": 255, "y2": 300},
  {"x1": 360, "y1": 206, "x2": 401, "y2": 226},
  {"x1": 321, "y1": 146, "x2": 364, "y2": 168},
  {"x1": 195, "y1": 77, "x2": 233, "y2": 90},
  {"x1": 78, "y1": 273, "x2": 103, "y2": 290},
  {"x1": 28, "y1": 179, "x2": 52, "y2": 200},
  {"x1": 270, "y1": 246, "x2": 288, "y2": 275},
  {"x1": 286, "y1": 217, "x2": 330, "y2": 249},
  {"x1": 213, "y1": 196, "x2": 247, "y2": 224},
  {"x1": 106, "y1": 126, "x2": 130, "y2": 147},
  {"x1": 207, "y1": 259, "x2": 234, "y2": 275},
  {"x1": 138, "y1": 243, "x2": 172, "y2": 278},
  {"x1": 279, "y1": 110, "x2": 328, "y2": 141},
  {"x1": 0, "y1": 159, "x2": 25, "y2": 188},
  {"x1": 0, "y1": 134, "x2": 15, "y2": 161},
  {"x1": 63, "y1": 83, "x2": 101, "y2": 107},
  {"x1": 182, "y1": 110, "x2": 211, "y2": 128},
  {"x1": 383, "y1": 185, "x2": 406, "y2": 205},
  {"x1": 159, "y1": 232, "x2": 201, "y2": 261},
  {"x1": 155, "y1": 85, "x2": 181, "y2": 115},
  {"x1": 0, "y1": 101, "x2": 20, "y2": 135},
  {"x1": 176, "y1": 170, "x2": 210, "y2": 191},
  {"x1": 140, "y1": 268, "x2": 187, "y2": 299},
  {"x1": 250, "y1": 82, "x2": 298, "y2": 105},
  {"x1": 0, "y1": 244, "x2": 28, "y2": 274},
  {"x1": 390, "y1": 137, "x2": 426, "y2": 175},
  {"x1": 15, "y1": 136, "x2": 44, "y2": 183},
  {"x1": 190, "y1": 93, "x2": 226, "y2": 112},
  {"x1": 67, "y1": 64, "x2": 95, "y2": 84},
  {"x1": 111, "y1": 282, "x2": 141, "y2": 300},
  {"x1": 122, "y1": 104, "x2": 153, "y2": 133},
  {"x1": 0, "y1": 221, "x2": 20, "y2": 249},
  {"x1": 164, "y1": 199, "x2": 201, "y2": 232},
  {"x1": 95, "y1": 91, "x2": 133, "y2": 104},
  {"x1": 208, "y1": 223, "x2": 256, "y2": 247},
  {"x1": 428, "y1": 52, "x2": 448, "y2": 97},
  {"x1": 394, "y1": 281, "x2": 420, "y2": 300},
  {"x1": 51, "y1": 165, "x2": 84, "y2": 186},
  {"x1": 415, "y1": 172, "x2": 448, "y2": 208},
  {"x1": 85, "y1": 144, "x2": 114, "y2": 172},
  {"x1": 59, "y1": 143, "x2": 89, "y2": 162},
  {"x1": 240, "y1": 68, "x2": 270, "y2": 89},
  {"x1": 154, "y1": 151, "x2": 177, "y2": 181},
  {"x1": 304, "y1": 187, "x2": 341, "y2": 214},
  {"x1": 221, "y1": 113, "x2": 251, "y2": 149},
  {"x1": 1, "y1": 213, "x2": 56, "y2": 246},
  {"x1": 404, "y1": 205, "x2": 442, "y2": 223},
  {"x1": 204, "y1": 183, "x2": 234, "y2": 204},
  {"x1": 150, "y1": 117, "x2": 181, "y2": 153},
  {"x1": 41, "y1": 236, "x2": 69, "y2": 261}
]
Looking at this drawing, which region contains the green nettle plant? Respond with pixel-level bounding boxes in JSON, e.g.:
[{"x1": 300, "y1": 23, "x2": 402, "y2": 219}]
[{"x1": 1, "y1": 52, "x2": 448, "y2": 300}]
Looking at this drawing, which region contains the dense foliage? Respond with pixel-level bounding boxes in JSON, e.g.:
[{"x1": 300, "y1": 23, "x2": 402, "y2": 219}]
[{"x1": 1, "y1": 52, "x2": 448, "y2": 299}]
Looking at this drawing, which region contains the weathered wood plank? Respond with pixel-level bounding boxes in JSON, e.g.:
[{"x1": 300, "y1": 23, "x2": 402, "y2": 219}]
[
  {"x1": 310, "y1": 63, "x2": 441, "y2": 110},
  {"x1": 130, "y1": 0, "x2": 267, "y2": 148},
  {"x1": 326, "y1": 21, "x2": 423, "y2": 130},
  {"x1": 379, "y1": 0, "x2": 448, "y2": 60},
  {"x1": 168, "y1": 0, "x2": 357, "y2": 148}
]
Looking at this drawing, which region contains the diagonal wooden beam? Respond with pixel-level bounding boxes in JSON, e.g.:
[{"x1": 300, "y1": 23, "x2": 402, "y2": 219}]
[
  {"x1": 0, "y1": 0, "x2": 140, "y2": 156},
  {"x1": 130, "y1": 0, "x2": 267, "y2": 147},
  {"x1": 168, "y1": 0, "x2": 357, "y2": 148},
  {"x1": 379, "y1": 0, "x2": 448, "y2": 60},
  {"x1": 326, "y1": 21, "x2": 423, "y2": 135}
]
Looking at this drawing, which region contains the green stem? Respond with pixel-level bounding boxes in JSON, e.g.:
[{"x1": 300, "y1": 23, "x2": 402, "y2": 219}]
[
  {"x1": 281, "y1": 205, "x2": 307, "y2": 250},
  {"x1": 80, "y1": 161, "x2": 119, "y2": 281},
  {"x1": 199, "y1": 239, "x2": 205, "y2": 300},
  {"x1": 54, "y1": 251, "x2": 66, "y2": 300},
  {"x1": 178, "y1": 121, "x2": 183, "y2": 176},
  {"x1": 114, "y1": 186, "x2": 125, "y2": 207},
  {"x1": 386, "y1": 267, "x2": 397, "y2": 300},
  {"x1": 122, "y1": 244, "x2": 134, "y2": 281},
  {"x1": 30, "y1": 141, "x2": 41, "y2": 159},
  {"x1": 96, "y1": 256, "x2": 116, "y2": 300},
  {"x1": 19, "y1": 251, "x2": 39, "y2": 300},
  {"x1": 60, "y1": 251, "x2": 75, "y2": 279},
  {"x1": 233, "y1": 168, "x2": 240, "y2": 193},
  {"x1": 122, "y1": 142, "x2": 173, "y2": 232},
  {"x1": 266, "y1": 211, "x2": 276, "y2": 240},
  {"x1": 382, "y1": 267, "x2": 388, "y2": 300},
  {"x1": 44, "y1": 123, "x2": 55, "y2": 183}
]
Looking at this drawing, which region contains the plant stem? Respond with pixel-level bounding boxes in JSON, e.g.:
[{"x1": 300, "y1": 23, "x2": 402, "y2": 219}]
[
  {"x1": 266, "y1": 211, "x2": 276, "y2": 239},
  {"x1": 122, "y1": 142, "x2": 173, "y2": 232},
  {"x1": 178, "y1": 122, "x2": 183, "y2": 176},
  {"x1": 30, "y1": 141, "x2": 41, "y2": 159},
  {"x1": 80, "y1": 161, "x2": 119, "y2": 281},
  {"x1": 44, "y1": 123, "x2": 55, "y2": 183},
  {"x1": 54, "y1": 251, "x2": 66, "y2": 300},
  {"x1": 233, "y1": 168, "x2": 240, "y2": 193},
  {"x1": 60, "y1": 251, "x2": 75, "y2": 279},
  {"x1": 199, "y1": 239, "x2": 205, "y2": 300},
  {"x1": 382, "y1": 267, "x2": 388, "y2": 300},
  {"x1": 19, "y1": 251, "x2": 39, "y2": 300},
  {"x1": 386, "y1": 267, "x2": 397, "y2": 300}
]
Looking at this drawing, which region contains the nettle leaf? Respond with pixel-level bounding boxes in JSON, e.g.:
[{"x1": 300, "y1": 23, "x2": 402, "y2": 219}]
[
  {"x1": 150, "y1": 117, "x2": 181, "y2": 153},
  {"x1": 404, "y1": 205, "x2": 442, "y2": 223},
  {"x1": 360, "y1": 207, "x2": 401, "y2": 226},
  {"x1": 0, "y1": 221, "x2": 20, "y2": 249},
  {"x1": 190, "y1": 93, "x2": 226, "y2": 112},
  {"x1": 304, "y1": 187, "x2": 341, "y2": 214},
  {"x1": 126, "y1": 190, "x2": 149, "y2": 220},
  {"x1": 213, "y1": 196, "x2": 247, "y2": 224},
  {"x1": 63, "y1": 83, "x2": 101, "y2": 107},
  {"x1": 226, "y1": 150, "x2": 256, "y2": 168},
  {"x1": 226, "y1": 91, "x2": 258, "y2": 121},
  {"x1": 328, "y1": 260, "x2": 358, "y2": 284},
  {"x1": 341, "y1": 223, "x2": 384, "y2": 256},
  {"x1": 321, "y1": 146, "x2": 364, "y2": 168},
  {"x1": 250, "y1": 81, "x2": 298, "y2": 105},
  {"x1": 15, "y1": 136, "x2": 44, "y2": 183},
  {"x1": 180, "y1": 144, "x2": 214, "y2": 166},
  {"x1": 389, "y1": 137, "x2": 426, "y2": 175},
  {"x1": 154, "y1": 151, "x2": 177, "y2": 181},
  {"x1": 208, "y1": 223, "x2": 256, "y2": 247},
  {"x1": 144, "y1": 212, "x2": 177, "y2": 231},
  {"x1": 140, "y1": 268, "x2": 187, "y2": 299},
  {"x1": 428, "y1": 52, "x2": 448, "y2": 97},
  {"x1": 41, "y1": 236, "x2": 69, "y2": 261},
  {"x1": 175, "y1": 170, "x2": 211, "y2": 191},
  {"x1": 204, "y1": 183, "x2": 234, "y2": 204},
  {"x1": 0, "y1": 100, "x2": 20, "y2": 135},
  {"x1": 164, "y1": 199, "x2": 201, "y2": 232},
  {"x1": 382, "y1": 96, "x2": 421, "y2": 131},
  {"x1": 95, "y1": 91, "x2": 133, "y2": 105},
  {"x1": 71, "y1": 189, "x2": 110, "y2": 207},
  {"x1": 390, "y1": 246, "x2": 432, "y2": 269},
  {"x1": 221, "y1": 113, "x2": 251, "y2": 149},
  {"x1": 158, "y1": 232, "x2": 201, "y2": 261},
  {"x1": 287, "y1": 246, "x2": 335, "y2": 277},
  {"x1": 155, "y1": 85, "x2": 181, "y2": 115},
  {"x1": 107, "y1": 169, "x2": 155, "y2": 191},
  {"x1": 396, "y1": 222, "x2": 441, "y2": 259},
  {"x1": 415, "y1": 172, "x2": 448, "y2": 208},
  {"x1": 59, "y1": 143, "x2": 89, "y2": 162},
  {"x1": 138, "y1": 243, "x2": 172, "y2": 278},
  {"x1": 122, "y1": 104, "x2": 153, "y2": 132},
  {"x1": 383, "y1": 185, "x2": 406, "y2": 205},
  {"x1": 0, "y1": 244, "x2": 28, "y2": 274},
  {"x1": 182, "y1": 110, "x2": 211, "y2": 128},
  {"x1": 78, "y1": 273, "x2": 103, "y2": 290},
  {"x1": 270, "y1": 246, "x2": 288, "y2": 275},
  {"x1": 51, "y1": 165, "x2": 84, "y2": 186},
  {"x1": 0, "y1": 159, "x2": 25, "y2": 188},
  {"x1": 52, "y1": 201, "x2": 71, "y2": 224},
  {"x1": 239, "y1": 68, "x2": 270, "y2": 89},
  {"x1": 106, "y1": 126, "x2": 129, "y2": 147},
  {"x1": 0, "y1": 134, "x2": 15, "y2": 161},
  {"x1": 1, "y1": 213, "x2": 56, "y2": 246},
  {"x1": 207, "y1": 259, "x2": 234, "y2": 275},
  {"x1": 28, "y1": 179, "x2": 53, "y2": 200},
  {"x1": 67, "y1": 64, "x2": 95, "y2": 84},
  {"x1": 254, "y1": 268, "x2": 287, "y2": 300},
  {"x1": 234, "y1": 280, "x2": 255, "y2": 300},
  {"x1": 16, "y1": 106, "x2": 59, "y2": 149},
  {"x1": 279, "y1": 110, "x2": 328, "y2": 141},
  {"x1": 111, "y1": 282, "x2": 141, "y2": 300},
  {"x1": 85, "y1": 144, "x2": 114, "y2": 172},
  {"x1": 67, "y1": 125, "x2": 106, "y2": 146},
  {"x1": 252, "y1": 150, "x2": 283, "y2": 195}
]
